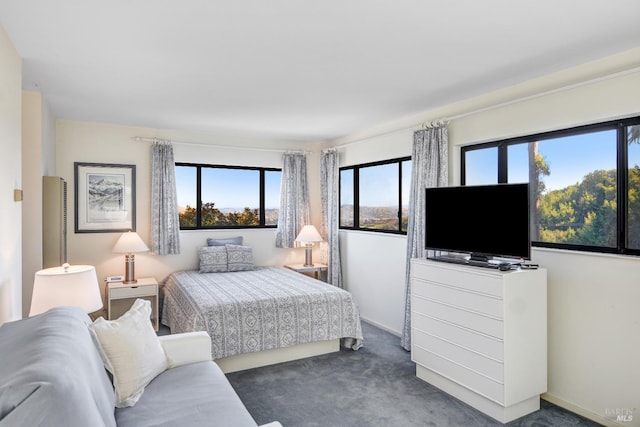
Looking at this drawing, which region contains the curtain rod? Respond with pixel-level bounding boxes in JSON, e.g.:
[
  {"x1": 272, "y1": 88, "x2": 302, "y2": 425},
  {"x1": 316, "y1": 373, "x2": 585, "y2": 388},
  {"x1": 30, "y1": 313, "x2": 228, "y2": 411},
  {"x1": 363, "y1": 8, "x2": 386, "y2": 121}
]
[
  {"x1": 333, "y1": 65, "x2": 640, "y2": 150},
  {"x1": 132, "y1": 136, "x2": 311, "y2": 154}
]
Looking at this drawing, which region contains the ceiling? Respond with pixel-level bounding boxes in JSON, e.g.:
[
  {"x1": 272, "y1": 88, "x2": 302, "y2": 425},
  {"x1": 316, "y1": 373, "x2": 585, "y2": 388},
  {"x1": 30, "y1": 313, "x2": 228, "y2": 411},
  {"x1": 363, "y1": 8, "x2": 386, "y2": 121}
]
[{"x1": 1, "y1": 1, "x2": 639, "y2": 143}]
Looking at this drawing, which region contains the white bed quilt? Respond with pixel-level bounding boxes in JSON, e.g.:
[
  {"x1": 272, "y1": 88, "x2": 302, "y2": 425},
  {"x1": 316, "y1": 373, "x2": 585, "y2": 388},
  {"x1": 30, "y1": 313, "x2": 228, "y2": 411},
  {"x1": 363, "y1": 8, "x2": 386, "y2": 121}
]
[{"x1": 161, "y1": 267, "x2": 363, "y2": 359}]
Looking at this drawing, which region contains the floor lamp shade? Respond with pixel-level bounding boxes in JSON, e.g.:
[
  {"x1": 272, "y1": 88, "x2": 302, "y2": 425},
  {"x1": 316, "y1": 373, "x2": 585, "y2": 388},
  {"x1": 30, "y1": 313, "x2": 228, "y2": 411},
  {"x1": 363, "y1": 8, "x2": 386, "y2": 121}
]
[{"x1": 30, "y1": 264, "x2": 103, "y2": 316}]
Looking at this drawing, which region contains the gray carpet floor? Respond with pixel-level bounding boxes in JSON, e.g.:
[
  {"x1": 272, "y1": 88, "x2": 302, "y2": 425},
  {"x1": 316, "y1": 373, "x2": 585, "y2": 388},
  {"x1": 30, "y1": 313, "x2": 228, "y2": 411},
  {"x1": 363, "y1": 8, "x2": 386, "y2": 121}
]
[{"x1": 226, "y1": 322, "x2": 602, "y2": 427}]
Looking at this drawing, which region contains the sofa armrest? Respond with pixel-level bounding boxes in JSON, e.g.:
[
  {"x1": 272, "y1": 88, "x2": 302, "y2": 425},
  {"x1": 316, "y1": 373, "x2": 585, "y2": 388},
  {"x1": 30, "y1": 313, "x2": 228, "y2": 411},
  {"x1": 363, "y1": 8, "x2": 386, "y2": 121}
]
[{"x1": 158, "y1": 331, "x2": 212, "y2": 368}]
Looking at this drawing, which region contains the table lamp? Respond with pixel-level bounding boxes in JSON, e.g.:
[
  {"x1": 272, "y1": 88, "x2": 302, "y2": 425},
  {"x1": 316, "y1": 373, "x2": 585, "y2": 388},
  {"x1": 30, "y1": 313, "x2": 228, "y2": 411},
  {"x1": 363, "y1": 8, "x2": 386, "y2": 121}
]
[
  {"x1": 30, "y1": 263, "x2": 103, "y2": 316},
  {"x1": 295, "y1": 225, "x2": 323, "y2": 267},
  {"x1": 112, "y1": 231, "x2": 149, "y2": 284}
]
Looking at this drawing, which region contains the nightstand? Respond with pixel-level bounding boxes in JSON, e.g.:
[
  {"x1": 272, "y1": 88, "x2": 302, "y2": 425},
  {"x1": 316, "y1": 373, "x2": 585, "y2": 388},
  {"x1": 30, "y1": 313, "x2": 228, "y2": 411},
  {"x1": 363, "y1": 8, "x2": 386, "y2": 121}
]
[
  {"x1": 285, "y1": 263, "x2": 328, "y2": 281},
  {"x1": 107, "y1": 277, "x2": 159, "y2": 331}
]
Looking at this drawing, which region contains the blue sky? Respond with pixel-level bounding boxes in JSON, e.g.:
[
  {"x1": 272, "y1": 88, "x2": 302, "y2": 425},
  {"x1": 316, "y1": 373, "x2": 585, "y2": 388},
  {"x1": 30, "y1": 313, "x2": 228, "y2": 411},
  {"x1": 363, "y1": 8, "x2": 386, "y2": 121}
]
[
  {"x1": 466, "y1": 129, "x2": 640, "y2": 191},
  {"x1": 175, "y1": 166, "x2": 281, "y2": 209},
  {"x1": 340, "y1": 161, "x2": 412, "y2": 207}
]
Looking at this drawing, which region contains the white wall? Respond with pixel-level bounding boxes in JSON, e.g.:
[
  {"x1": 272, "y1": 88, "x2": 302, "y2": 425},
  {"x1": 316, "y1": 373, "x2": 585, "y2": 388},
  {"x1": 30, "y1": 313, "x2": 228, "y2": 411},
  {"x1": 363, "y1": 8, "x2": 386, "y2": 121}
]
[
  {"x1": 340, "y1": 230, "x2": 408, "y2": 333},
  {"x1": 21, "y1": 91, "x2": 56, "y2": 316},
  {"x1": 0, "y1": 25, "x2": 23, "y2": 324},
  {"x1": 56, "y1": 120, "x2": 324, "y2": 316},
  {"x1": 535, "y1": 248, "x2": 640, "y2": 426},
  {"x1": 337, "y1": 47, "x2": 640, "y2": 426},
  {"x1": 21, "y1": 91, "x2": 41, "y2": 317}
]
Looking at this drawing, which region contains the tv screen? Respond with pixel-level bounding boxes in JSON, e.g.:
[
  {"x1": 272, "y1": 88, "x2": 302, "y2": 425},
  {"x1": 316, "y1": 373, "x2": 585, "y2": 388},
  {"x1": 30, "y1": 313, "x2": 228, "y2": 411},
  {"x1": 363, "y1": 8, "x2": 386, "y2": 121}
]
[{"x1": 424, "y1": 183, "x2": 531, "y2": 261}]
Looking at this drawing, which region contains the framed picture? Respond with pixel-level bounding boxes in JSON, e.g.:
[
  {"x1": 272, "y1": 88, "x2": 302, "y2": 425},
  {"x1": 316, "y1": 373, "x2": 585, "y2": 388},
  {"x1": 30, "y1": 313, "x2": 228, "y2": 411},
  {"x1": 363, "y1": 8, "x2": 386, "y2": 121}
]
[{"x1": 74, "y1": 162, "x2": 136, "y2": 233}]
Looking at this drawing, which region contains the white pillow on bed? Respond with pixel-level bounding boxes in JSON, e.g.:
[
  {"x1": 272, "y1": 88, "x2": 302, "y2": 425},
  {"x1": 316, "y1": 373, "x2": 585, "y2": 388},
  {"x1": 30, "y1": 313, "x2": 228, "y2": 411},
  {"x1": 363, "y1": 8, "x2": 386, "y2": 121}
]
[
  {"x1": 89, "y1": 299, "x2": 167, "y2": 408},
  {"x1": 226, "y1": 244, "x2": 254, "y2": 271},
  {"x1": 199, "y1": 246, "x2": 228, "y2": 272}
]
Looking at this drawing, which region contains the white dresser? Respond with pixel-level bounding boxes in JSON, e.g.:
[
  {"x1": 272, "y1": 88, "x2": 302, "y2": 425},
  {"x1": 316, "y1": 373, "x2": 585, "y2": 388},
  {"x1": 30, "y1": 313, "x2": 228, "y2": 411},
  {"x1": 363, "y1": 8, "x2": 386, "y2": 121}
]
[{"x1": 410, "y1": 258, "x2": 547, "y2": 423}]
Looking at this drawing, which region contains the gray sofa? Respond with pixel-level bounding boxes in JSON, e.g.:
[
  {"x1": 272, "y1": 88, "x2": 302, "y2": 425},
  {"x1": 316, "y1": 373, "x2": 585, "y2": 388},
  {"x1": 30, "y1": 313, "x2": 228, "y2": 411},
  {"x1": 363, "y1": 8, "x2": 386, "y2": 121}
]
[{"x1": 0, "y1": 307, "x2": 278, "y2": 427}]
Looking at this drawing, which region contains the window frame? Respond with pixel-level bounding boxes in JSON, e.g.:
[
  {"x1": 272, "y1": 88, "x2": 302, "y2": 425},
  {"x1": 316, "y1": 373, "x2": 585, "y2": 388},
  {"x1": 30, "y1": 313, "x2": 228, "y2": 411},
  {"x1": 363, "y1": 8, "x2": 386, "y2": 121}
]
[
  {"x1": 175, "y1": 162, "x2": 281, "y2": 230},
  {"x1": 339, "y1": 156, "x2": 412, "y2": 235},
  {"x1": 461, "y1": 116, "x2": 640, "y2": 256}
]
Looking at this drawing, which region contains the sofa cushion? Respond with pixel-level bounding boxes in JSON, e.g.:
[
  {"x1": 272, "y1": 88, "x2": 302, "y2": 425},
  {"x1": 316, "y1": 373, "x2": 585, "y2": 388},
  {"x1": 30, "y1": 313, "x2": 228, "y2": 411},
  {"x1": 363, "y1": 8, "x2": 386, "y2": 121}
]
[
  {"x1": 115, "y1": 361, "x2": 257, "y2": 427},
  {"x1": 0, "y1": 307, "x2": 116, "y2": 427},
  {"x1": 90, "y1": 298, "x2": 168, "y2": 407}
]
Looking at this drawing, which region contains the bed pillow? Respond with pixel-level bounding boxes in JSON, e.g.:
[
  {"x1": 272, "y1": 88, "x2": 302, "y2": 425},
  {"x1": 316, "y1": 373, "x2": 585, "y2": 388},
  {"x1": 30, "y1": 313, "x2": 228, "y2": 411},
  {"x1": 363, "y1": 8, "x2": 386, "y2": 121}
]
[
  {"x1": 199, "y1": 246, "x2": 228, "y2": 272},
  {"x1": 207, "y1": 236, "x2": 243, "y2": 246},
  {"x1": 226, "y1": 244, "x2": 254, "y2": 271},
  {"x1": 89, "y1": 299, "x2": 168, "y2": 408}
]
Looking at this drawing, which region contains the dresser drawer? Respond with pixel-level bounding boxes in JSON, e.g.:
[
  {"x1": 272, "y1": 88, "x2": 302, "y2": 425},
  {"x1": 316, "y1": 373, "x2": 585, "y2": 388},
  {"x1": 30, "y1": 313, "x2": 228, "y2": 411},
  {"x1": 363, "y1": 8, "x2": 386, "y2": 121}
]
[
  {"x1": 412, "y1": 345, "x2": 504, "y2": 404},
  {"x1": 411, "y1": 261, "x2": 503, "y2": 297},
  {"x1": 413, "y1": 329, "x2": 504, "y2": 382},
  {"x1": 413, "y1": 296, "x2": 504, "y2": 339},
  {"x1": 412, "y1": 312, "x2": 503, "y2": 361},
  {"x1": 413, "y1": 279, "x2": 503, "y2": 318},
  {"x1": 110, "y1": 284, "x2": 156, "y2": 299}
]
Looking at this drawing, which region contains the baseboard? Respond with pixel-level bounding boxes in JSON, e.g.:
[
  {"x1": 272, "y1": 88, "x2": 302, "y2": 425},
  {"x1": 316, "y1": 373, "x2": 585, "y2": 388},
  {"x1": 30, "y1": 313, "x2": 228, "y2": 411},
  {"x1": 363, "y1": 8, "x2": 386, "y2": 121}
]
[
  {"x1": 359, "y1": 316, "x2": 401, "y2": 337},
  {"x1": 541, "y1": 393, "x2": 625, "y2": 427}
]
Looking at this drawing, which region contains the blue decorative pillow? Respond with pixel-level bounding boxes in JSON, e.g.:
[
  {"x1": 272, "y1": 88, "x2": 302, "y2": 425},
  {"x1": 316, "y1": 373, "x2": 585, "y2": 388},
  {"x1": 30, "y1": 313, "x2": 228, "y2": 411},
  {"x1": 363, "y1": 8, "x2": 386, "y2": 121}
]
[
  {"x1": 199, "y1": 246, "x2": 228, "y2": 273},
  {"x1": 206, "y1": 236, "x2": 243, "y2": 246},
  {"x1": 225, "y1": 244, "x2": 254, "y2": 272}
]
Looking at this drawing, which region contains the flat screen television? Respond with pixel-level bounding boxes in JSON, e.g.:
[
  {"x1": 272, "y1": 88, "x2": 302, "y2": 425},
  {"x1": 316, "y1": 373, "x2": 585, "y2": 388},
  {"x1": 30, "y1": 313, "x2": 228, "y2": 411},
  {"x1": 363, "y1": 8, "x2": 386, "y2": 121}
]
[{"x1": 424, "y1": 183, "x2": 531, "y2": 262}]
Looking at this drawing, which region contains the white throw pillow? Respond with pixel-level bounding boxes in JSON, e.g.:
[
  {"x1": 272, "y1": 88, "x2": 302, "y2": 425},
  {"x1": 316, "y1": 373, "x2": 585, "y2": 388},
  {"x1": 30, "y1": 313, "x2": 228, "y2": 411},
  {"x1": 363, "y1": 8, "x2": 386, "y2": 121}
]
[{"x1": 90, "y1": 298, "x2": 168, "y2": 407}]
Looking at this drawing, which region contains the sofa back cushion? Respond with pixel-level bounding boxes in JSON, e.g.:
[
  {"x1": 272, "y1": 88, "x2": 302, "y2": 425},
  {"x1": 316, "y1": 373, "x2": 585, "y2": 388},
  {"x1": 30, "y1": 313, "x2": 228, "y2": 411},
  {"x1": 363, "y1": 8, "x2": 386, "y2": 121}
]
[{"x1": 0, "y1": 307, "x2": 116, "y2": 427}]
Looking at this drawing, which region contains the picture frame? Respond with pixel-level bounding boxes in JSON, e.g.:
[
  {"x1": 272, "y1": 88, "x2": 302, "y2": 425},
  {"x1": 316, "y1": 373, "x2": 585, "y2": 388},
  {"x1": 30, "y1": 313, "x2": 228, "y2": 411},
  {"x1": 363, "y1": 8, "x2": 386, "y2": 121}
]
[{"x1": 74, "y1": 162, "x2": 136, "y2": 233}]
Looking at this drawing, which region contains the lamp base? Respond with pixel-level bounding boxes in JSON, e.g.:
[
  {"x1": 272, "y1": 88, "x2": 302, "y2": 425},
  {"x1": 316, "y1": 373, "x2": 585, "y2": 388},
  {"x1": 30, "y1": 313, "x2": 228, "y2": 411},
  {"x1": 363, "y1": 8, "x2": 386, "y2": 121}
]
[
  {"x1": 303, "y1": 245, "x2": 314, "y2": 267},
  {"x1": 123, "y1": 253, "x2": 137, "y2": 284}
]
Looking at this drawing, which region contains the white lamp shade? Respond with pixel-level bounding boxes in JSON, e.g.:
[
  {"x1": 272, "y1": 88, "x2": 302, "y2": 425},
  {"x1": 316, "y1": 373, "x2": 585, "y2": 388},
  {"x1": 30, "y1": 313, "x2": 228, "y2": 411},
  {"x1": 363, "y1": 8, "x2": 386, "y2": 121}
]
[
  {"x1": 295, "y1": 225, "x2": 323, "y2": 243},
  {"x1": 112, "y1": 231, "x2": 149, "y2": 253},
  {"x1": 30, "y1": 264, "x2": 103, "y2": 316}
]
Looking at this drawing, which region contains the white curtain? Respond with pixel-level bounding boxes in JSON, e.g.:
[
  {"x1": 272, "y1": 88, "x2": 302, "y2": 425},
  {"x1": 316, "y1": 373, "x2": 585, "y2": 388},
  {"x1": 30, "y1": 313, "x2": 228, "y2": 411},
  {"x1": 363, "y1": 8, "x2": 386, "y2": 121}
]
[
  {"x1": 320, "y1": 149, "x2": 342, "y2": 287},
  {"x1": 150, "y1": 141, "x2": 181, "y2": 255},
  {"x1": 400, "y1": 125, "x2": 448, "y2": 350},
  {"x1": 275, "y1": 153, "x2": 310, "y2": 248}
]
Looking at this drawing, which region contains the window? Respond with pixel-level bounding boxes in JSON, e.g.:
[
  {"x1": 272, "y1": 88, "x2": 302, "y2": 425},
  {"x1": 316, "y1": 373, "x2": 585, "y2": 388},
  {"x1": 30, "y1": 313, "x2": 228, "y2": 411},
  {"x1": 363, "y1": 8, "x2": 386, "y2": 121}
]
[
  {"x1": 175, "y1": 163, "x2": 281, "y2": 229},
  {"x1": 264, "y1": 170, "x2": 281, "y2": 226},
  {"x1": 340, "y1": 169, "x2": 354, "y2": 227},
  {"x1": 628, "y1": 124, "x2": 640, "y2": 250},
  {"x1": 339, "y1": 157, "x2": 412, "y2": 233},
  {"x1": 465, "y1": 146, "x2": 498, "y2": 185},
  {"x1": 461, "y1": 117, "x2": 640, "y2": 256}
]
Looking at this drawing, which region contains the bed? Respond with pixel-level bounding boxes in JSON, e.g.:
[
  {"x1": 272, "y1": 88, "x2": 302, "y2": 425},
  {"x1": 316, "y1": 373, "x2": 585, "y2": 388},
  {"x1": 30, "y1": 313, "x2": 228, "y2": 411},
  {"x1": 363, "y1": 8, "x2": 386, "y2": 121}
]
[{"x1": 161, "y1": 267, "x2": 363, "y2": 372}]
